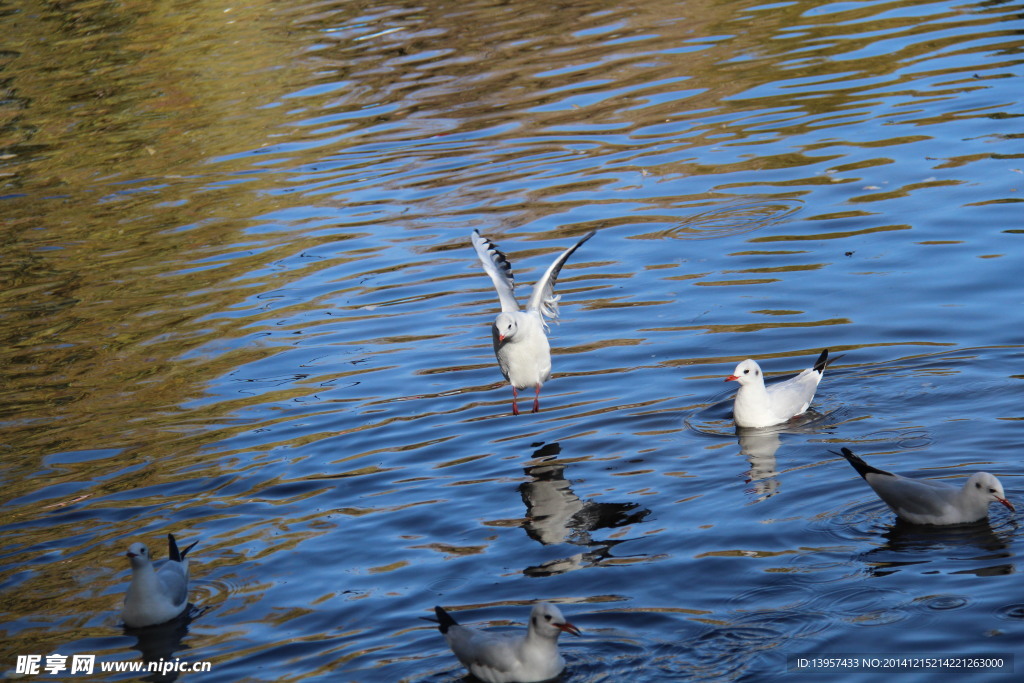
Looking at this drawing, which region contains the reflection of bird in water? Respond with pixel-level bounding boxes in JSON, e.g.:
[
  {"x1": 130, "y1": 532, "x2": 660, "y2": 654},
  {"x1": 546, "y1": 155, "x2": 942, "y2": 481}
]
[
  {"x1": 518, "y1": 443, "x2": 649, "y2": 576},
  {"x1": 520, "y1": 443, "x2": 648, "y2": 545},
  {"x1": 733, "y1": 411, "x2": 833, "y2": 503},
  {"x1": 522, "y1": 545, "x2": 627, "y2": 578},
  {"x1": 735, "y1": 429, "x2": 781, "y2": 502},
  {"x1": 861, "y1": 517, "x2": 1014, "y2": 578},
  {"x1": 124, "y1": 610, "x2": 196, "y2": 683}
]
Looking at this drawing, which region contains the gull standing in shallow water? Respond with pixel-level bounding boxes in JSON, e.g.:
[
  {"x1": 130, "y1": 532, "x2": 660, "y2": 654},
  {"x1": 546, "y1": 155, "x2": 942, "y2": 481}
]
[
  {"x1": 726, "y1": 349, "x2": 832, "y2": 428},
  {"x1": 835, "y1": 447, "x2": 1015, "y2": 525},
  {"x1": 433, "y1": 602, "x2": 581, "y2": 683},
  {"x1": 471, "y1": 229, "x2": 595, "y2": 415},
  {"x1": 122, "y1": 534, "x2": 197, "y2": 628}
]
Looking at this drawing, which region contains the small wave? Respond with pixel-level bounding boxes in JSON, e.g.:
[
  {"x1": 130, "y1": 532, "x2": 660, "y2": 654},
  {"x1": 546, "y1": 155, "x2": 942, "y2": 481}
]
[{"x1": 655, "y1": 199, "x2": 804, "y2": 241}]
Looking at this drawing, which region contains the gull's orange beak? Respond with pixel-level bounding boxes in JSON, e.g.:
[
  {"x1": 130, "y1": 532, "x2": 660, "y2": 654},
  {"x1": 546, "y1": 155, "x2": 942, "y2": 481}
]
[
  {"x1": 725, "y1": 375, "x2": 739, "y2": 382},
  {"x1": 557, "y1": 621, "x2": 582, "y2": 637}
]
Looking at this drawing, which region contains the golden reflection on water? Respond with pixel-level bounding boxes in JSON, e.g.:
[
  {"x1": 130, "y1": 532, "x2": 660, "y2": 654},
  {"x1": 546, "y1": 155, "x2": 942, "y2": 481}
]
[{"x1": 2, "y1": 2, "x2": 330, "y2": 477}]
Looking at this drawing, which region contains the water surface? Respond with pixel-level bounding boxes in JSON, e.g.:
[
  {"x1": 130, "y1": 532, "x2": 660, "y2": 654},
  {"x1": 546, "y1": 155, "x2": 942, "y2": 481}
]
[{"x1": 1, "y1": 0, "x2": 1022, "y2": 681}]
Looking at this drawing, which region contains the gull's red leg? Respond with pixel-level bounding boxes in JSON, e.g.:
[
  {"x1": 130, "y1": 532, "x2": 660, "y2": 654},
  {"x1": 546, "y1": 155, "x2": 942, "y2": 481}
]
[
  {"x1": 512, "y1": 386, "x2": 519, "y2": 416},
  {"x1": 532, "y1": 386, "x2": 541, "y2": 413}
]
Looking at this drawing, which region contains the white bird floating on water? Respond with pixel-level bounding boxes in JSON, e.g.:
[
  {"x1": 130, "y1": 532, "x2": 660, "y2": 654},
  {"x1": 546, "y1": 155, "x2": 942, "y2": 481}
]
[
  {"x1": 471, "y1": 229, "x2": 595, "y2": 415},
  {"x1": 122, "y1": 534, "x2": 197, "y2": 628},
  {"x1": 432, "y1": 602, "x2": 581, "y2": 683},
  {"x1": 835, "y1": 447, "x2": 1015, "y2": 525},
  {"x1": 726, "y1": 349, "x2": 831, "y2": 428}
]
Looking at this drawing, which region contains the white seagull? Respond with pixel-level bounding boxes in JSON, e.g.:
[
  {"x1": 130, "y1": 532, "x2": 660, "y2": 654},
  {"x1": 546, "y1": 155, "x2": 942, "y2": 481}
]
[
  {"x1": 836, "y1": 447, "x2": 1015, "y2": 525},
  {"x1": 122, "y1": 534, "x2": 197, "y2": 628},
  {"x1": 726, "y1": 349, "x2": 831, "y2": 428},
  {"x1": 433, "y1": 602, "x2": 581, "y2": 683},
  {"x1": 471, "y1": 230, "x2": 595, "y2": 415}
]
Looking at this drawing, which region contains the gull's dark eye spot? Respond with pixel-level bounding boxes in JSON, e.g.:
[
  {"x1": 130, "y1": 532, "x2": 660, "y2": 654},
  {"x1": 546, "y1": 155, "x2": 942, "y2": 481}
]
[
  {"x1": 544, "y1": 614, "x2": 552, "y2": 621},
  {"x1": 989, "y1": 488, "x2": 997, "y2": 494},
  {"x1": 976, "y1": 482, "x2": 981, "y2": 489},
  {"x1": 532, "y1": 617, "x2": 538, "y2": 626},
  {"x1": 743, "y1": 369, "x2": 749, "y2": 374}
]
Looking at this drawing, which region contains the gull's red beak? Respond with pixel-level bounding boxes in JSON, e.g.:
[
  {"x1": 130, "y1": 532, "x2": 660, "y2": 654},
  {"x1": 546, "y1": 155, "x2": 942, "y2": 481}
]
[
  {"x1": 125, "y1": 551, "x2": 137, "y2": 558},
  {"x1": 557, "y1": 621, "x2": 582, "y2": 637},
  {"x1": 725, "y1": 375, "x2": 739, "y2": 382},
  {"x1": 998, "y1": 497, "x2": 1015, "y2": 512}
]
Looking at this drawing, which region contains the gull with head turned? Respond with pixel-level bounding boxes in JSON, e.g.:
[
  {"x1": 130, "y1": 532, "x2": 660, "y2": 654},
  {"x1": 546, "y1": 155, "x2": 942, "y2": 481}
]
[
  {"x1": 835, "y1": 447, "x2": 1015, "y2": 525},
  {"x1": 122, "y1": 533, "x2": 197, "y2": 628},
  {"x1": 432, "y1": 602, "x2": 581, "y2": 683}
]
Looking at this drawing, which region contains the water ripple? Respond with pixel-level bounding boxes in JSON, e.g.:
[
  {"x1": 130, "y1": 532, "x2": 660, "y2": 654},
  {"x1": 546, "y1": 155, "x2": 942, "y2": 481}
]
[
  {"x1": 916, "y1": 594, "x2": 970, "y2": 612},
  {"x1": 995, "y1": 604, "x2": 1024, "y2": 622}
]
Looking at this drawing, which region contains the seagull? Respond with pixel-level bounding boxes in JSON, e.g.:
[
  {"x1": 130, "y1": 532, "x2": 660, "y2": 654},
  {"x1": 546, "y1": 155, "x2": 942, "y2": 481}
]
[
  {"x1": 122, "y1": 534, "x2": 197, "y2": 628},
  {"x1": 835, "y1": 447, "x2": 1015, "y2": 525},
  {"x1": 471, "y1": 230, "x2": 595, "y2": 415},
  {"x1": 726, "y1": 349, "x2": 831, "y2": 428},
  {"x1": 432, "y1": 602, "x2": 581, "y2": 683}
]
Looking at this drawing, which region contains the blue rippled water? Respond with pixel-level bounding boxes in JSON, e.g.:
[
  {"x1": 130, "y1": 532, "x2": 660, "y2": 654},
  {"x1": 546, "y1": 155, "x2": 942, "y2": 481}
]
[{"x1": 1, "y1": 0, "x2": 1022, "y2": 681}]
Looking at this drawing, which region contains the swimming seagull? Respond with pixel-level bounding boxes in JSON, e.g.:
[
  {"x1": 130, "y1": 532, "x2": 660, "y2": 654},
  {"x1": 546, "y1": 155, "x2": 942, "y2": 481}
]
[
  {"x1": 726, "y1": 349, "x2": 832, "y2": 428},
  {"x1": 471, "y1": 230, "x2": 595, "y2": 415},
  {"x1": 835, "y1": 447, "x2": 1015, "y2": 525},
  {"x1": 432, "y1": 602, "x2": 582, "y2": 683},
  {"x1": 122, "y1": 534, "x2": 197, "y2": 628}
]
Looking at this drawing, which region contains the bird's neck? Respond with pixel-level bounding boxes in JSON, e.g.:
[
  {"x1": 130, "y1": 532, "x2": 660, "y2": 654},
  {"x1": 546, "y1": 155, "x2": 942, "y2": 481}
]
[
  {"x1": 524, "y1": 629, "x2": 560, "y2": 651},
  {"x1": 126, "y1": 563, "x2": 160, "y2": 601},
  {"x1": 736, "y1": 380, "x2": 769, "y2": 402},
  {"x1": 954, "y1": 487, "x2": 989, "y2": 519}
]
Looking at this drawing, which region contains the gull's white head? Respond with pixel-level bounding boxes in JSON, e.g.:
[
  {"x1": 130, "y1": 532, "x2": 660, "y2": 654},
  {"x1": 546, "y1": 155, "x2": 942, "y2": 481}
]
[
  {"x1": 125, "y1": 542, "x2": 151, "y2": 570},
  {"x1": 966, "y1": 472, "x2": 1015, "y2": 512},
  {"x1": 528, "y1": 602, "x2": 581, "y2": 640},
  {"x1": 493, "y1": 312, "x2": 519, "y2": 343},
  {"x1": 726, "y1": 359, "x2": 763, "y2": 386}
]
